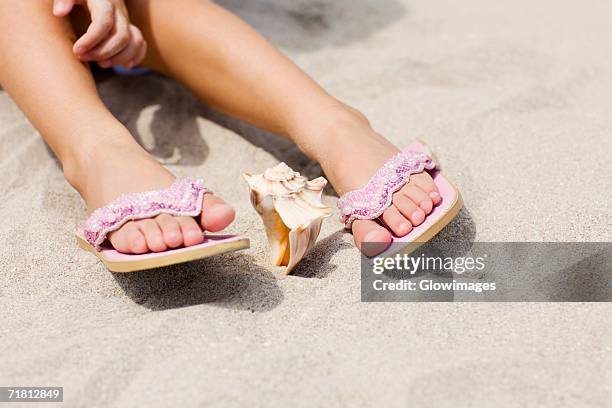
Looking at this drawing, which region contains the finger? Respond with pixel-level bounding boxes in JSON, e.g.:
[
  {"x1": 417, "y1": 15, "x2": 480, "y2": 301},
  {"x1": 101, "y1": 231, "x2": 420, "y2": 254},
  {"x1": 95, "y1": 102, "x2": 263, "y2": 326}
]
[
  {"x1": 128, "y1": 35, "x2": 148, "y2": 67},
  {"x1": 87, "y1": 11, "x2": 131, "y2": 62},
  {"x1": 103, "y1": 39, "x2": 142, "y2": 69},
  {"x1": 103, "y1": 26, "x2": 146, "y2": 68},
  {"x1": 73, "y1": 0, "x2": 115, "y2": 56},
  {"x1": 53, "y1": 0, "x2": 76, "y2": 17}
]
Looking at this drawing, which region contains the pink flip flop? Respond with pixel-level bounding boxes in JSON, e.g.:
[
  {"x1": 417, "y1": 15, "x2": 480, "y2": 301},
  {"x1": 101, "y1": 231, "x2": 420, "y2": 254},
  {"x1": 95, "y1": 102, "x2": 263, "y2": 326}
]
[
  {"x1": 337, "y1": 140, "x2": 462, "y2": 257},
  {"x1": 76, "y1": 179, "x2": 249, "y2": 272}
]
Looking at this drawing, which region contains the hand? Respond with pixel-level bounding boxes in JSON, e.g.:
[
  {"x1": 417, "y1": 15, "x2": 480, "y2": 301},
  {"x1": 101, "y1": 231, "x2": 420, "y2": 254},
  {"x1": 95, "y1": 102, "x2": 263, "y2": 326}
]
[{"x1": 53, "y1": 0, "x2": 147, "y2": 69}]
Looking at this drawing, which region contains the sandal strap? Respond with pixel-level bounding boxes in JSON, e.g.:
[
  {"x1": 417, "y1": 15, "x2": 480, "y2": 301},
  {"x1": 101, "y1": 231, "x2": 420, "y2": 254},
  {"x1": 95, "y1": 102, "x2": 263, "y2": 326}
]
[
  {"x1": 79, "y1": 178, "x2": 210, "y2": 250},
  {"x1": 337, "y1": 150, "x2": 436, "y2": 229}
]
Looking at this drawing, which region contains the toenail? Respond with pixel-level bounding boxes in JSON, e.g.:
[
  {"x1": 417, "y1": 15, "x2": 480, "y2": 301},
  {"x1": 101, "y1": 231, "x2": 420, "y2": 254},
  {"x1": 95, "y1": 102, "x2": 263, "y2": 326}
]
[
  {"x1": 399, "y1": 222, "x2": 412, "y2": 233},
  {"x1": 364, "y1": 229, "x2": 386, "y2": 242},
  {"x1": 429, "y1": 192, "x2": 440, "y2": 200},
  {"x1": 412, "y1": 210, "x2": 424, "y2": 222},
  {"x1": 208, "y1": 203, "x2": 229, "y2": 213},
  {"x1": 187, "y1": 230, "x2": 202, "y2": 239},
  {"x1": 420, "y1": 200, "x2": 432, "y2": 210}
]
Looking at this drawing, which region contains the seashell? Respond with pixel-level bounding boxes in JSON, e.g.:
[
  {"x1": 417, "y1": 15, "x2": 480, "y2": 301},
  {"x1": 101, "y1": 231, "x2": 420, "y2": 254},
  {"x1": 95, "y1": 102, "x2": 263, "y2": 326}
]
[{"x1": 243, "y1": 162, "x2": 333, "y2": 274}]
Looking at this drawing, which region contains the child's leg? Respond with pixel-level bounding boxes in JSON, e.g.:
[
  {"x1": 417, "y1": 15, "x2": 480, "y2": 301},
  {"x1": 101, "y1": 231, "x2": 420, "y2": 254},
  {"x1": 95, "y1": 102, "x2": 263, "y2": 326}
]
[
  {"x1": 0, "y1": 0, "x2": 234, "y2": 254},
  {"x1": 126, "y1": 0, "x2": 441, "y2": 255}
]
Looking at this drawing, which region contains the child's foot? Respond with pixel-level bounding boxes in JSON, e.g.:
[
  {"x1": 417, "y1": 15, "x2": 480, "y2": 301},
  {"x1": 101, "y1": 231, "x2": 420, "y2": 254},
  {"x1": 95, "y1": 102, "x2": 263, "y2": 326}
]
[
  {"x1": 66, "y1": 139, "x2": 235, "y2": 254},
  {"x1": 297, "y1": 108, "x2": 441, "y2": 257}
]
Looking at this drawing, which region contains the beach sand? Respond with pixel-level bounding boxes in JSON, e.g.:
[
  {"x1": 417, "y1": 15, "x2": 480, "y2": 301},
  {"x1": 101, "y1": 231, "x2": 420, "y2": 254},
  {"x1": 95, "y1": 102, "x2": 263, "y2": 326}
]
[{"x1": 1, "y1": 0, "x2": 610, "y2": 406}]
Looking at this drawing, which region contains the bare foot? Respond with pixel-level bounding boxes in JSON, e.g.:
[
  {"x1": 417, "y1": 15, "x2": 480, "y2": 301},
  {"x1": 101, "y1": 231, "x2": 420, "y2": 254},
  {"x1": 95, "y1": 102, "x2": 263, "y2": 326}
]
[
  {"x1": 297, "y1": 108, "x2": 441, "y2": 257},
  {"x1": 66, "y1": 138, "x2": 235, "y2": 254}
]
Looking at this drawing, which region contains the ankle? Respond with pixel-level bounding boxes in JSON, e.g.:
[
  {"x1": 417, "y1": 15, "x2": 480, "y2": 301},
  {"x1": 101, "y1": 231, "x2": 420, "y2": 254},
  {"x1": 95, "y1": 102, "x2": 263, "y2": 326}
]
[
  {"x1": 61, "y1": 133, "x2": 142, "y2": 195},
  {"x1": 288, "y1": 103, "x2": 372, "y2": 157}
]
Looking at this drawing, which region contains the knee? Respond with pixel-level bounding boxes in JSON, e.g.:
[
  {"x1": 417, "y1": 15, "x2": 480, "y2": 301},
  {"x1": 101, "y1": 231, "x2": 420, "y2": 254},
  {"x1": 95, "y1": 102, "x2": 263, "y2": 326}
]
[{"x1": 0, "y1": 0, "x2": 54, "y2": 15}]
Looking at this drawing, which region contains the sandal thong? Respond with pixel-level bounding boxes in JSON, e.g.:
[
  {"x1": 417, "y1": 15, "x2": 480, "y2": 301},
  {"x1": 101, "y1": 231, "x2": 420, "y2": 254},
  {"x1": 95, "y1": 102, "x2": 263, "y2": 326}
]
[
  {"x1": 337, "y1": 140, "x2": 462, "y2": 257},
  {"x1": 76, "y1": 178, "x2": 249, "y2": 272}
]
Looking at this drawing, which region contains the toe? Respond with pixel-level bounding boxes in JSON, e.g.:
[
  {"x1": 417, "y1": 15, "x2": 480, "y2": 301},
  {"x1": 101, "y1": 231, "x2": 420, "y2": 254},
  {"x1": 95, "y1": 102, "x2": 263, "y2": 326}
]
[
  {"x1": 200, "y1": 194, "x2": 235, "y2": 232},
  {"x1": 177, "y1": 216, "x2": 205, "y2": 246},
  {"x1": 401, "y1": 183, "x2": 433, "y2": 214},
  {"x1": 352, "y1": 219, "x2": 393, "y2": 257},
  {"x1": 108, "y1": 222, "x2": 136, "y2": 253},
  {"x1": 155, "y1": 214, "x2": 183, "y2": 248},
  {"x1": 136, "y1": 219, "x2": 167, "y2": 253},
  {"x1": 381, "y1": 206, "x2": 413, "y2": 237},
  {"x1": 392, "y1": 192, "x2": 426, "y2": 226},
  {"x1": 411, "y1": 173, "x2": 441, "y2": 205},
  {"x1": 116, "y1": 221, "x2": 148, "y2": 254}
]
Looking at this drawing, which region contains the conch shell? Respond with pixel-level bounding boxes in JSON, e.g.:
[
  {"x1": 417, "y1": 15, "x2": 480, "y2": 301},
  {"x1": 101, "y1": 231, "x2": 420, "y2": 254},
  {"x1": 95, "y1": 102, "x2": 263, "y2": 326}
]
[{"x1": 243, "y1": 163, "x2": 332, "y2": 274}]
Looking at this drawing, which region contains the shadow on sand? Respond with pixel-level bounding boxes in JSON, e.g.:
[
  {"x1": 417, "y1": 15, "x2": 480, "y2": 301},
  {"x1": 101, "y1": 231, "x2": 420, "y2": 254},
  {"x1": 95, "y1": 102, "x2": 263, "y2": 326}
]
[
  {"x1": 290, "y1": 231, "x2": 353, "y2": 279},
  {"x1": 217, "y1": 0, "x2": 407, "y2": 52},
  {"x1": 97, "y1": 74, "x2": 210, "y2": 166},
  {"x1": 112, "y1": 253, "x2": 284, "y2": 312}
]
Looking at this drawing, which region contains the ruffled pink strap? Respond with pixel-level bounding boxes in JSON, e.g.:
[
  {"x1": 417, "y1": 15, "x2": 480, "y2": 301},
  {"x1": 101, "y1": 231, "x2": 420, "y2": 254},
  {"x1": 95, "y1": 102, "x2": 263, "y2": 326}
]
[
  {"x1": 79, "y1": 179, "x2": 210, "y2": 250},
  {"x1": 337, "y1": 150, "x2": 436, "y2": 229}
]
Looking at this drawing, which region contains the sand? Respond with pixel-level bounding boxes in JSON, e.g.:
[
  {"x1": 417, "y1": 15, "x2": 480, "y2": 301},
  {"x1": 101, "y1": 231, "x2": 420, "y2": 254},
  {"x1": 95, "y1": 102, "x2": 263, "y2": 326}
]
[{"x1": 1, "y1": 0, "x2": 610, "y2": 406}]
